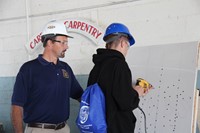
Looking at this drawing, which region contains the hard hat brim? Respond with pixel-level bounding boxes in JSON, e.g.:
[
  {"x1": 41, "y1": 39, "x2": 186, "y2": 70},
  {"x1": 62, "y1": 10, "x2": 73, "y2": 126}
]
[{"x1": 129, "y1": 34, "x2": 135, "y2": 46}]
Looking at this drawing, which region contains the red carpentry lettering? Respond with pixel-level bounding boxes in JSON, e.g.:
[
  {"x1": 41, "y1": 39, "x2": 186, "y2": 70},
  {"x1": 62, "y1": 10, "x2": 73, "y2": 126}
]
[
  {"x1": 64, "y1": 20, "x2": 102, "y2": 39},
  {"x1": 30, "y1": 32, "x2": 42, "y2": 49}
]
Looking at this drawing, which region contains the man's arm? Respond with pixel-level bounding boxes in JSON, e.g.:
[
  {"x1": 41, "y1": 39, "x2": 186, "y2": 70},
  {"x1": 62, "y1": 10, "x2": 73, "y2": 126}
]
[{"x1": 11, "y1": 105, "x2": 23, "y2": 133}]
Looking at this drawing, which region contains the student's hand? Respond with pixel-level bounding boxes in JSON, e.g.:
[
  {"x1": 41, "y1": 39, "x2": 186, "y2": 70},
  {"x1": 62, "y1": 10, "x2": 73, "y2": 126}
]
[
  {"x1": 133, "y1": 85, "x2": 153, "y2": 97},
  {"x1": 133, "y1": 85, "x2": 145, "y2": 97},
  {"x1": 143, "y1": 84, "x2": 153, "y2": 95}
]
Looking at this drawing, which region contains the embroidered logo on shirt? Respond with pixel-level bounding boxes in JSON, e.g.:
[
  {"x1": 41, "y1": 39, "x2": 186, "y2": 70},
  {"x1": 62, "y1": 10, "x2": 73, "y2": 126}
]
[{"x1": 62, "y1": 69, "x2": 69, "y2": 78}]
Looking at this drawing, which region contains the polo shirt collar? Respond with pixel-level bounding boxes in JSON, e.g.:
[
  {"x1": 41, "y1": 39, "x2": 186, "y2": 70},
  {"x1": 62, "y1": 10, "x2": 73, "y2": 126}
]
[{"x1": 38, "y1": 54, "x2": 63, "y2": 66}]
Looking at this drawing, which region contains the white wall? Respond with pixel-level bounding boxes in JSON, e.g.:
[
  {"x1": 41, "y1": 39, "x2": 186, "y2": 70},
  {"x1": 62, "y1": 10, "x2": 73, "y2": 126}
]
[{"x1": 1, "y1": 0, "x2": 200, "y2": 75}]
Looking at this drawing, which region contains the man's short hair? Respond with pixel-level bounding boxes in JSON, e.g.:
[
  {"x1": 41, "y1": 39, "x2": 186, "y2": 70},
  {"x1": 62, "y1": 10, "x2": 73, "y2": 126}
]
[
  {"x1": 105, "y1": 34, "x2": 128, "y2": 49},
  {"x1": 41, "y1": 34, "x2": 56, "y2": 47}
]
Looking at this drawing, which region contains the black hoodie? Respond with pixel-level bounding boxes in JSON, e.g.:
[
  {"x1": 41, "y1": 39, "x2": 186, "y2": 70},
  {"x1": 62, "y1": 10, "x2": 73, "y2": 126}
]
[{"x1": 87, "y1": 48, "x2": 140, "y2": 133}]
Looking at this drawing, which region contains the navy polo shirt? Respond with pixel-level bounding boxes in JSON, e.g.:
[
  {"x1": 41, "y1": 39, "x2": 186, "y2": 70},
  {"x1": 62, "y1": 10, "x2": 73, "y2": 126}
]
[{"x1": 12, "y1": 55, "x2": 83, "y2": 124}]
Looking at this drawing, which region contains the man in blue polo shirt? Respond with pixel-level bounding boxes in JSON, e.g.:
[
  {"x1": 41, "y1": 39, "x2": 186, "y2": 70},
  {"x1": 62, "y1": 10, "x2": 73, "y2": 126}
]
[{"x1": 11, "y1": 20, "x2": 83, "y2": 133}]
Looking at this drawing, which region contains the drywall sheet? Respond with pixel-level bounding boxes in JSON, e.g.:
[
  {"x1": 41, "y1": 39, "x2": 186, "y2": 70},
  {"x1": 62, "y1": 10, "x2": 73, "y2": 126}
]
[{"x1": 127, "y1": 42, "x2": 199, "y2": 133}]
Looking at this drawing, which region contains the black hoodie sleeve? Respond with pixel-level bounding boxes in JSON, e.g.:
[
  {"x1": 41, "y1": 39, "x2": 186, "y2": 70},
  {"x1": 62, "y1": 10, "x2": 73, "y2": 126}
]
[{"x1": 112, "y1": 61, "x2": 140, "y2": 111}]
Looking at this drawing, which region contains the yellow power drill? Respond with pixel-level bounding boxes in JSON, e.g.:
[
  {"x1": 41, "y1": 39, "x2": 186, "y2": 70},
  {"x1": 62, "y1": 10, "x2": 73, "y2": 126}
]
[{"x1": 135, "y1": 78, "x2": 152, "y2": 92}]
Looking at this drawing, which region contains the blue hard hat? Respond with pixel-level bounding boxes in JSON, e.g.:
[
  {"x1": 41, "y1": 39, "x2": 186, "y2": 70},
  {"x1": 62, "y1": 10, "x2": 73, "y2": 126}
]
[{"x1": 103, "y1": 23, "x2": 135, "y2": 46}]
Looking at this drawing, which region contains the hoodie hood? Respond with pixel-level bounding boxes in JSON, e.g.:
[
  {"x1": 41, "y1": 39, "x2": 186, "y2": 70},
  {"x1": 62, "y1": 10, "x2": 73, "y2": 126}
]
[{"x1": 93, "y1": 48, "x2": 125, "y2": 65}]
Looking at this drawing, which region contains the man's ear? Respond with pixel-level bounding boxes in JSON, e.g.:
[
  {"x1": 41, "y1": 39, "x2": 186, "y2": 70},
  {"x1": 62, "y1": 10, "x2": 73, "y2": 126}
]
[
  {"x1": 119, "y1": 40, "x2": 123, "y2": 48},
  {"x1": 46, "y1": 40, "x2": 53, "y2": 47},
  {"x1": 120, "y1": 40, "x2": 126, "y2": 48}
]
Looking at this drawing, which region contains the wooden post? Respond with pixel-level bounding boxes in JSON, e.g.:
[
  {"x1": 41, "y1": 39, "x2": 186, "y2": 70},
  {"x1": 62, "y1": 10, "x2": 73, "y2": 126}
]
[{"x1": 192, "y1": 89, "x2": 199, "y2": 133}]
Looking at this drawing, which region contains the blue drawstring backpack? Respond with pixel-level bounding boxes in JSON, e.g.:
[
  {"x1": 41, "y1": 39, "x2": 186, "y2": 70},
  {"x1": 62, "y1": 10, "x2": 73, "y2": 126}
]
[{"x1": 76, "y1": 83, "x2": 107, "y2": 133}]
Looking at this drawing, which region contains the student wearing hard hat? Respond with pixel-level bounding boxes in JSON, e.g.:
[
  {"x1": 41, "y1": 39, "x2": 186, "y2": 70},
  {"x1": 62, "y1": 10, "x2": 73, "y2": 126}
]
[
  {"x1": 87, "y1": 23, "x2": 151, "y2": 133},
  {"x1": 11, "y1": 20, "x2": 83, "y2": 133}
]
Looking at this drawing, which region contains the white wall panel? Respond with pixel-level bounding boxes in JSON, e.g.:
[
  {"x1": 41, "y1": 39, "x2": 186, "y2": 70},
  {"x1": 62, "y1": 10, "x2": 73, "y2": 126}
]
[
  {"x1": 186, "y1": 15, "x2": 200, "y2": 41},
  {"x1": 29, "y1": 0, "x2": 139, "y2": 15},
  {"x1": 128, "y1": 42, "x2": 199, "y2": 133},
  {"x1": 0, "y1": 0, "x2": 26, "y2": 19},
  {"x1": 0, "y1": 49, "x2": 27, "y2": 65},
  {"x1": 0, "y1": 20, "x2": 27, "y2": 38},
  {"x1": 0, "y1": 64, "x2": 21, "y2": 77},
  {"x1": 0, "y1": 39, "x2": 3, "y2": 51},
  {"x1": 3, "y1": 36, "x2": 27, "y2": 51}
]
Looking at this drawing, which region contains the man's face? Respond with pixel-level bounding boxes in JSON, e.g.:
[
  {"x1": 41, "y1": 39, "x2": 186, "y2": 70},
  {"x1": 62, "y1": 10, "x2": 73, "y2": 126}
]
[{"x1": 51, "y1": 36, "x2": 68, "y2": 58}]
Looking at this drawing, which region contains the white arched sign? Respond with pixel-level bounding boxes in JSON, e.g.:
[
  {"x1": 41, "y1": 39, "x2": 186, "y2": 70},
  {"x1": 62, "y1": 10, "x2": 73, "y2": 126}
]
[{"x1": 26, "y1": 18, "x2": 104, "y2": 54}]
